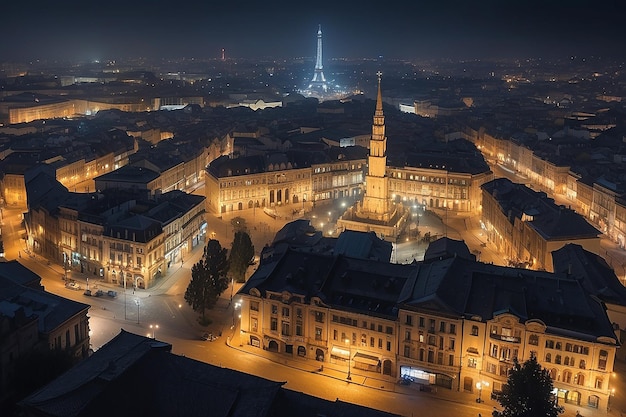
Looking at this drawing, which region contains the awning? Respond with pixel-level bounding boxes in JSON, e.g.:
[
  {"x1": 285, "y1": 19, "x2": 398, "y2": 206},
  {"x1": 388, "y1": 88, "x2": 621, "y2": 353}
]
[
  {"x1": 353, "y1": 352, "x2": 380, "y2": 366},
  {"x1": 330, "y1": 346, "x2": 350, "y2": 360}
]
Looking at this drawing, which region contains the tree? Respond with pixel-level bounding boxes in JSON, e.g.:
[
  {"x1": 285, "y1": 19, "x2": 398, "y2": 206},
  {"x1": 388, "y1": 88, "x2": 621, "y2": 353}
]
[
  {"x1": 184, "y1": 239, "x2": 229, "y2": 323},
  {"x1": 493, "y1": 353, "x2": 563, "y2": 417},
  {"x1": 228, "y1": 231, "x2": 255, "y2": 283},
  {"x1": 231, "y1": 216, "x2": 247, "y2": 233}
]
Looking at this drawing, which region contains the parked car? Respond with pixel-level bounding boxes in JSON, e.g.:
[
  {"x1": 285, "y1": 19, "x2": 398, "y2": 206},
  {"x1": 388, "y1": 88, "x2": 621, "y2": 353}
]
[
  {"x1": 201, "y1": 332, "x2": 211, "y2": 341},
  {"x1": 95, "y1": 289, "x2": 105, "y2": 297},
  {"x1": 65, "y1": 281, "x2": 81, "y2": 290},
  {"x1": 83, "y1": 289, "x2": 92, "y2": 296},
  {"x1": 107, "y1": 290, "x2": 117, "y2": 297}
]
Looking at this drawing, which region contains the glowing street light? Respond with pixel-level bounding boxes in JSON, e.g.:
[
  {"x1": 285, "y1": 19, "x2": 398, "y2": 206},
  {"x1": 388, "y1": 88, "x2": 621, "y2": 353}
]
[
  {"x1": 150, "y1": 324, "x2": 159, "y2": 339},
  {"x1": 476, "y1": 381, "x2": 489, "y2": 403}
]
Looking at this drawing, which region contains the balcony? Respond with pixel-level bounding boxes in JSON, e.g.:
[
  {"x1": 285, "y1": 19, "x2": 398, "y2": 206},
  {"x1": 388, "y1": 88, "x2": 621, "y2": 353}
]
[{"x1": 490, "y1": 333, "x2": 521, "y2": 343}]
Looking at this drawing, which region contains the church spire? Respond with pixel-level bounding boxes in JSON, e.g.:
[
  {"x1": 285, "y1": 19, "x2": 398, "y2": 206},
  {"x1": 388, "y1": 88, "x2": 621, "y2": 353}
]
[{"x1": 375, "y1": 71, "x2": 383, "y2": 115}]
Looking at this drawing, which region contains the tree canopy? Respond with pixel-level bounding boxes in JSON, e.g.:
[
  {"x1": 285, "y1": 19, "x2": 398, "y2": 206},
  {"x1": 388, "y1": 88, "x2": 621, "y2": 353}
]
[
  {"x1": 184, "y1": 239, "x2": 229, "y2": 321},
  {"x1": 228, "y1": 231, "x2": 255, "y2": 283},
  {"x1": 493, "y1": 353, "x2": 563, "y2": 417}
]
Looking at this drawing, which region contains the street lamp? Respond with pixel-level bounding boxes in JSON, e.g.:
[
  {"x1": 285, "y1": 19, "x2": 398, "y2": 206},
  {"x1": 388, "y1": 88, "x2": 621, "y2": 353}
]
[
  {"x1": 233, "y1": 301, "x2": 241, "y2": 327},
  {"x1": 134, "y1": 298, "x2": 140, "y2": 324},
  {"x1": 150, "y1": 324, "x2": 159, "y2": 339},
  {"x1": 345, "y1": 338, "x2": 351, "y2": 381},
  {"x1": 476, "y1": 381, "x2": 489, "y2": 403}
]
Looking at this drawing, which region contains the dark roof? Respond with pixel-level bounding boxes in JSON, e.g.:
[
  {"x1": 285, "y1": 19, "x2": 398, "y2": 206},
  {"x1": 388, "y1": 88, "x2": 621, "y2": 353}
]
[
  {"x1": 552, "y1": 243, "x2": 626, "y2": 306},
  {"x1": 0, "y1": 275, "x2": 89, "y2": 335},
  {"x1": 0, "y1": 260, "x2": 42, "y2": 289},
  {"x1": 481, "y1": 177, "x2": 600, "y2": 240},
  {"x1": 401, "y1": 257, "x2": 617, "y2": 343},
  {"x1": 20, "y1": 330, "x2": 399, "y2": 417},
  {"x1": 423, "y1": 237, "x2": 475, "y2": 262},
  {"x1": 94, "y1": 165, "x2": 160, "y2": 184}
]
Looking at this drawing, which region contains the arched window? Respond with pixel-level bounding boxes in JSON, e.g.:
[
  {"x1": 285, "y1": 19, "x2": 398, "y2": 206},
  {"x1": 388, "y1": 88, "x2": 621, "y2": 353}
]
[
  {"x1": 549, "y1": 368, "x2": 557, "y2": 380},
  {"x1": 563, "y1": 370, "x2": 572, "y2": 384},
  {"x1": 545, "y1": 353, "x2": 552, "y2": 363},
  {"x1": 576, "y1": 373, "x2": 585, "y2": 386},
  {"x1": 555, "y1": 354, "x2": 562, "y2": 365},
  {"x1": 564, "y1": 357, "x2": 570, "y2": 366},
  {"x1": 529, "y1": 334, "x2": 539, "y2": 345}
]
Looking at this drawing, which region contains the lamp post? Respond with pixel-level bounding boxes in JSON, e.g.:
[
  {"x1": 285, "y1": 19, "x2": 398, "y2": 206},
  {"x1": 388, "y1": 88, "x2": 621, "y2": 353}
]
[
  {"x1": 345, "y1": 338, "x2": 351, "y2": 381},
  {"x1": 476, "y1": 381, "x2": 489, "y2": 403},
  {"x1": 233, "y1": 301, "x2": 241, "y2": 327},
  {"x1": 150, "y1": 324, "x2": 159, "y2": 339},
  {"x1": 134, "y1": 298, "x2": 140, "y2": 324}
]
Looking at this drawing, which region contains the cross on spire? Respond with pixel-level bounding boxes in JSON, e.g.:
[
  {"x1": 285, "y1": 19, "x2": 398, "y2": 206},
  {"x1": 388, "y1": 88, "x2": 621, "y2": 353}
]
[{"x1": 376, "y1": 71, "x2": 382, "y2": 80}]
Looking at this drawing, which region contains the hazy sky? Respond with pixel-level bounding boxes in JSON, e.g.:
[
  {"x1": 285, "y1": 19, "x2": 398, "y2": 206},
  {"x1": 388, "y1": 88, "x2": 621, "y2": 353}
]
[{"x1": 2, "y1": 0, "x2": 625, "y2": 62}]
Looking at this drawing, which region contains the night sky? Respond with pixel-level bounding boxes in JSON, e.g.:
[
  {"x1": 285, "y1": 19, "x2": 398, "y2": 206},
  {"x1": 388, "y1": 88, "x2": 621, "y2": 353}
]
[{"x1": 2, "y1": 0, "x2": 625, "y2": 62}]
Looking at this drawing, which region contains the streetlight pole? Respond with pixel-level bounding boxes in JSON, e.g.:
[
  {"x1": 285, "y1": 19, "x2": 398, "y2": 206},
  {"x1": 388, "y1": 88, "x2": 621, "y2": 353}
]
[
  {"x1": 123, "y1": 272, "x2": 127, "y2": 320},
  {"x1": 476, "y1": 381, "x2": 489, "y2": 403},
  {"x1": 135, "y1": 298, "x2": 140, "y2": 324},
  {"x1": 345, "y1": 338, "x2": 351, "y2": 381}
]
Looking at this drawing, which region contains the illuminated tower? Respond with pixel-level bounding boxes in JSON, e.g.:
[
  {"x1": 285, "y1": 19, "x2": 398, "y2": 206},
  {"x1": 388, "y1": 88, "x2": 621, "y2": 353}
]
[
  {"x1": 308, "y1": 24, "x2": 327, "y2": 92},
  {"x1": 360, "y1": 71, "x2": 389, "y2": 216}
]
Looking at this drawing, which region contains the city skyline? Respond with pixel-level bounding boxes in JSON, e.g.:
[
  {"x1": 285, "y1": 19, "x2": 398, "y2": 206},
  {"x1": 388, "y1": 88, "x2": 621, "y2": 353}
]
[{"x1": 2, "y1": 0, "x2": 626, "y2": 62}]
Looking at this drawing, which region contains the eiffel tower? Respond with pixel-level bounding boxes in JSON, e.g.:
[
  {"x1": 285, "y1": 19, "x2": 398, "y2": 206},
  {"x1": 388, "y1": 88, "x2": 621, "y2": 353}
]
[{"x1": 308, "y1": 24, "x2": 328, "y2": 92}]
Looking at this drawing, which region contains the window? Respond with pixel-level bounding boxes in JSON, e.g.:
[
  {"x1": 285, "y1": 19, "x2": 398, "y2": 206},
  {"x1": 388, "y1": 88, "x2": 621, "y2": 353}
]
[
  {"x1": 555, "y1": 355, "x2": 561, "y2": 365},
  {"x1": 270, "y1": 318, "x2": 278, "y2": 331},
  {"x1": 576, "y1": 373, "x2": 585, "y2": 386},
  {"x1": 545, "y1": 353, "x2": 552, "y2": 363},
  {"x1": 281, "y1": 322, "x2": 290, "y2": 336},
  {"x1": 315, "y1": 327, "x2": 322, "y2": 341},
  {"x1": 448, "y1": 354, "x2": 454, "y2": 366},
  {"x1": 406, "y1": 315, "x2": 413, "y2": 326},
  {"x1": 405, "y1": 331, "x2": 411, "y2": 341},
  {"x1": 449, "y1": 324, "x2": 456, "y2": 334},
  {"x1": 471, "y1": 325, "x2": 479, "y2": 336},
  {"x1": 439, "y1": 321, "x2": 446, "y2": 332},
  {"x1": 598, "y1": 350, "x2": 608, "y2": 370},
  {"x1": 314, "y1": 312, "x2": 325, "y2": 323},
  {"x1": 563, "y1": 370, "x2": 572, "y2": 384},
  {"x1": 555, "y1": 342, "x2": 562, "y2": 350},
  {"x1": 486, "y1": 363, "x2": 497, "y2": 374},
  {"x1": 579, "y1": 359, "x2": 586, "y2": 369},
  {"x1": 529, "y1": 334, "x2": 538, "y2": 346},
  {"x1": 296, "y1": 308, "x2": 302, "y2": 319},
  {"x1": 565, "y1": 343, "x2": 573, "y2": 352},
  {"x1": 282, "y1": 307, "x2": 289, "y2": 317},
  {"x1": 419, "y1": 317, "x2": 425, "y2": 328},
  {"x1": 437, "y1": 352, "x2": 443, "y2": 365},
  {"x1": 428, "y1": 350, "x2": 434, "y2": 363},
  {"x1": 449, "y1": 339, "x2": 455, "y2": 350},
  {"x1": 333, "y1": 329, "x2": 337, "y2": 340},
  {"x1": 271, "y1": 305, "x2": 278, "y2": 314},
  {"x1": 546, "y1": 340, "x2": 554, "y2": 349},
  {"x1": 250, "y1": 301, "x2": 259, "y2": 311},
  {"x1": 419, "y1": 333, "x2": 424, "y2": 343},
  {"x1": 370, "y1": 337, "x2": 375, "y2": 347},
  {"x1": 378, "y1": 338, "x2": 383, "y2": 349},
  {"x1": 404, "y1": 345, "x2": 411, "y2": 358},
  {"x1": 386, "y1": 326, "x2": 393, "y2": 335},
  {"x1": 595, "y1": 378, "x2": 603, "y2": 389},
  {"x1": 429, "y1": 319, "x2": 436, "y2": 332},
  {"x1": 387, "y1": 341, "x2": 391, "y2": 351},
  {"x1": 296, "y1": 324, "x2": 303, "y2": 336},
  {"x1": 468, "y1": 358, "x2": 477, "y2": 368},
  {"x1": 361, "y1": 333, "x2": 367, "y2": 346}
]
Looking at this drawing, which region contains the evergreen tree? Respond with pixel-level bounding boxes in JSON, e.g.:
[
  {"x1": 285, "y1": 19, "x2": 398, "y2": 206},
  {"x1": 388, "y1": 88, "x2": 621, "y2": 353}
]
[
  {"x1": 493, "y1": 353, "x2": 563, "y2": 417},
  {"x1": 184, "y1": 239, "x2": 229, "y2": 321},
  {"x1": 228, "y1": 231, "x2": 255, "y2": 283}
]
